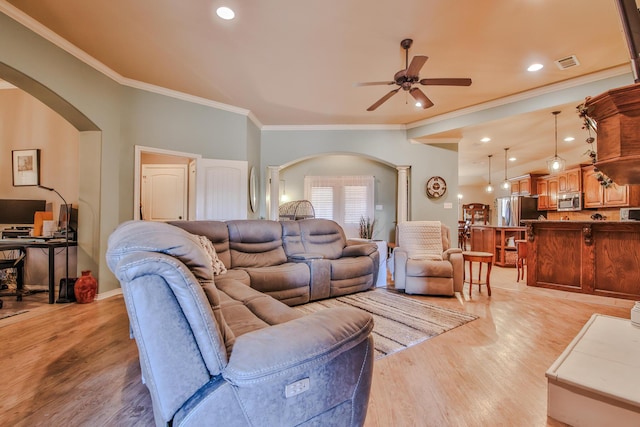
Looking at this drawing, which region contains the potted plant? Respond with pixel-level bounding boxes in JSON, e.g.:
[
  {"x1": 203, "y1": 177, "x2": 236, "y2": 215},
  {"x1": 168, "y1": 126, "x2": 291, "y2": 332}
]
[{"x1": 359, "y1": 216, "x2": 376, "y2": 240}]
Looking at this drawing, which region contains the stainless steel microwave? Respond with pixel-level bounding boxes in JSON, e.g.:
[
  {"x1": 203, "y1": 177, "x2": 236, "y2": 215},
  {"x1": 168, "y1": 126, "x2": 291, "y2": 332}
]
[
  {"x1": 557, "y1": 192, "x2": 582, "y2": 211},
  {"x1": 620, "y1": 208, "x2": 640, "y2": 221}
]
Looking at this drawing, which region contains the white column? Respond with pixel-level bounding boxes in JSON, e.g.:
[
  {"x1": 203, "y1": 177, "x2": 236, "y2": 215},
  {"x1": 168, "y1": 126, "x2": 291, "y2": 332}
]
[
  {"x1": 267, "y1": 166, "x2": 280, "y2": 220},
  {"x1": 396, "y1": 166, "x2": 410, "y2": 223}
]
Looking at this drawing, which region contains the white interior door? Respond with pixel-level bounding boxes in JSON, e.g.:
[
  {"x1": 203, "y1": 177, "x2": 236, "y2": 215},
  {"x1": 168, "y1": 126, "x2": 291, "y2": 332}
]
[
  {"x1": 196, "y1": 158, "x2": 247, "y2": 220},
  {"x1": 141, "y1": 164, "x2": 188, "y2": 221}
]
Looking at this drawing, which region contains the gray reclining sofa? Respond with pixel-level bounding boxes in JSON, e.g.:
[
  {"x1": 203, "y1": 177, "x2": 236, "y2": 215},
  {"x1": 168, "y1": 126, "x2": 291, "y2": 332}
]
[
  {"x1": 106, "y1": 219, "x2": 376, "y2": 427},
  {"x1": 169, "y1": 218, "x2": 380, "y2": 306}
]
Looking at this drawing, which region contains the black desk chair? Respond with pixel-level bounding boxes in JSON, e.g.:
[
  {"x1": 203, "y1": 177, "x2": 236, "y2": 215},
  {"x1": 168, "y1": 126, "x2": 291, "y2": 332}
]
[{"x1": 0, "y1": 246, "x2": 26, "y2": 309}]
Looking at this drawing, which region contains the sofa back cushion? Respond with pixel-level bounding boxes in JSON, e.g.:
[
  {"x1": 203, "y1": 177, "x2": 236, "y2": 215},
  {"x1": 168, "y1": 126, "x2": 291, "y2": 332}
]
[
  {"x1": 107, "y1": 220, "x2": 214, "y2": 281},
  {"x1": 397, "y1": 221, "x2": 445, "y2": 261},
  {"x1": 168, "y1": 220, "x2": 232, "y2": 268},
  {"x1": 106, "y1": 221, "x2": 231, "y2": 375},
  {"x1": 226, "y1": 220, "x2": 288, "y2": 268},
  {"x1": 286, "y1": 219, "x2": 347, "y2": 260}
]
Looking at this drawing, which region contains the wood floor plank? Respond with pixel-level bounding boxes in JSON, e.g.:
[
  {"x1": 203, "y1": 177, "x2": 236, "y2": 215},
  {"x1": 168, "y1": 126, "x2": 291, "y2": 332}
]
[{"x1": 0, "y1": 266, "x2": 633, "y2": 426}]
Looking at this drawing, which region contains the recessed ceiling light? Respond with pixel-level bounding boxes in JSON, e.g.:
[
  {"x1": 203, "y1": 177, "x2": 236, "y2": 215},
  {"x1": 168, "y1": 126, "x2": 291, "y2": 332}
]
[
  {"x1": 216, "y1": 6, "x2": 235, "y2": 20},
  {"x1": 509, "y1": 157, "x2": 517, "y2": 162},
  {"x1": 480, "y1": 137, "x2": 491, "y2": 142},
  {"x1": 527, "y1": 63, "x2": 544, "y2": 72},
  {"x1": 564, "y1": 136, "x2": 575, "y2": 142},
  {"x1": 415, "y1": 102, "x2": 422, "y2": 107}
]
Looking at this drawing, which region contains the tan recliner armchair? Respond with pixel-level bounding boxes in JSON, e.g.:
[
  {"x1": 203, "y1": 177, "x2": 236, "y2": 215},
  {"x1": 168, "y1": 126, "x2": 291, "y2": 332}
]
[{"x1": 393, "y1": 221, "x2": 463, "y2": 296}]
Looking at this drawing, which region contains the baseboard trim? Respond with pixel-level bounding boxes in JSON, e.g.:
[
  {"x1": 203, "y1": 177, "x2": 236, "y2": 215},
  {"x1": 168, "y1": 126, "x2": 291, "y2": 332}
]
[{"x1": 96, "y1": 288, "x2": 123, "y2": 300}]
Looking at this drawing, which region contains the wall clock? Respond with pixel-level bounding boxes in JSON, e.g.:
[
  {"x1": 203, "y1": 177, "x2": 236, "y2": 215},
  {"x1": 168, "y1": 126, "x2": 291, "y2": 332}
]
[{"x1": 426, "y1": 176, "x2": 447, "y2": 199}]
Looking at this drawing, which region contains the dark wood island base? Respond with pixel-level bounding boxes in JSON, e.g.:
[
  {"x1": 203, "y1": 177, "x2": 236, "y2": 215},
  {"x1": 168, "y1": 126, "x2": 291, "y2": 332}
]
[{"x1": 523, "y1": 220, "x2": 640, "y2": 300}]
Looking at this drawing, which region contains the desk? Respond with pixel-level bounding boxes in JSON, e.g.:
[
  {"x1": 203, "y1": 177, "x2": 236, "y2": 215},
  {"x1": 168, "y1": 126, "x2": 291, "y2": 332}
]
[{"x1": 0, "y1": 239, "x2": 77, "y2": 304}]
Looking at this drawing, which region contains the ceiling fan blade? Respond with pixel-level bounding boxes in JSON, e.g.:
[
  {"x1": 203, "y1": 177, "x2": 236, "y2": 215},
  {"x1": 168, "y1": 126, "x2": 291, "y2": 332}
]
[
  {"x1": 353, "y1": 81, "x2": 396, "y2": 87},
  {"x1": 419, "y1": 78, "x2": 472, "y2": 86},
  {"x1": 406, "y1": 55, "x2": 428, "y2": 78},
  {"x1": 367, "y1": 88, "x2": 400, "y2": 111},
  {"x1": 409, "y1": 87, "x2": 434, "y2": 109}
]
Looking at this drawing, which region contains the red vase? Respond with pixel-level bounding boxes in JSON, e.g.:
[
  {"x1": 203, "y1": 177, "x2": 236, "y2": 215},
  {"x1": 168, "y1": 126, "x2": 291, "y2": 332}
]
[{"x1": 74, "y1": 270, "x2": 97, "y2": 303}]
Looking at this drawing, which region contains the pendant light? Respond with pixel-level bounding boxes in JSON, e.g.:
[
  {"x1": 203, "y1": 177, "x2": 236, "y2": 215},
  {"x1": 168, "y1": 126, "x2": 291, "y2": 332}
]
[
  {"x1": 501, "y1": 147, "x2": 510, "y2": 190},
  {"x1": 547, "y1": 110, "x2": 565, "y2": 173},
  {"x1": 486, "y1": 154, "x2": 494, "y2": 193}
]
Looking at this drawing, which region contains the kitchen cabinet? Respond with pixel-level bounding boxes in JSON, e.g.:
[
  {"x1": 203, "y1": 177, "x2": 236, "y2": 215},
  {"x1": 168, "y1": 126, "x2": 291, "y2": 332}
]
[
  {"x1": 509, "y1": 174, "x2": 540, "y2": 196},
  {"x1": 548, "y1": 177, "x2": 559, "y2": 210},
  {"x1": 582, "y1": 165, "x2": 640, "y2": 208},
  {"x1": 537, "y1": 176, "x2": 558, "y2": 211},
  {"x1": 537, "y1": 179, "x2": 549, "y2": 210},
  {"x1": 558, "y1": 168, "x2": 581, "y2": 193},
  {"x1": 470, "y1": 225, "x2": 526, "y2": 267}
]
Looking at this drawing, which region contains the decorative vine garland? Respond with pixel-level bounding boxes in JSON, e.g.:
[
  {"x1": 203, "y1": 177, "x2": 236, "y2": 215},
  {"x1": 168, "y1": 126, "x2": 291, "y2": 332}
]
[{"x1": 576, "y1": 102, "x2": 615, "y2": 188}]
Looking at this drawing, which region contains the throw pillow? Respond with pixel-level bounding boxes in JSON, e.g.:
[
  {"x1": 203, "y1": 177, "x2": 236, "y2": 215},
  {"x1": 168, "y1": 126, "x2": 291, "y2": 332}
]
[{"x1": 197, "y1": 235, "x2": 228, "y2": 276}]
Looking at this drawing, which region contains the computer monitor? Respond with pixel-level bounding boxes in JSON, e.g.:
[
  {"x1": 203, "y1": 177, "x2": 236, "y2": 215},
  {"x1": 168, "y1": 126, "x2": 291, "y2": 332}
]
[
  {"x1": 0, "y1": 199, "x2": 46, "y2": 225},
  {"x1": 58, "y1": 204, "x2": 78, "y2": 233}
]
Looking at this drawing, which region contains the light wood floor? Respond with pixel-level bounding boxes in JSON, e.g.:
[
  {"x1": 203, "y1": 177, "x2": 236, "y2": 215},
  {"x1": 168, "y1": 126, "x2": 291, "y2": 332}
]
[{"x1": 0, "y1": 266, "x2": 634, "y2": 426}]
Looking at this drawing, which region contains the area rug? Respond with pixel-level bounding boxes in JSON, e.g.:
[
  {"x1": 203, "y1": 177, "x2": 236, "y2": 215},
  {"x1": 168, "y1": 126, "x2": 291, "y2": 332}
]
[{"x1": 295, "y1": 289, "x2": 478, "y2": 359}]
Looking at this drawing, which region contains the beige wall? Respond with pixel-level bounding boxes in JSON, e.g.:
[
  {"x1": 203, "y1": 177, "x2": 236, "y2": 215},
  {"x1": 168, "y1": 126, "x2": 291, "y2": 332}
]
[{"x1": 0, "y1": 88, "x2": 79, "y2": 223}]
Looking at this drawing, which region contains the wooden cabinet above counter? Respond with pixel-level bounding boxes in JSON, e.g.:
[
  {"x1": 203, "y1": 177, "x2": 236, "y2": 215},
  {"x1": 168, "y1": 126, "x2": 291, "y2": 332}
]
[
  {"x1": 533, "y1": 165, "x2": 639, "y2": 211},
  {"x1": 509, "y1": 174, "x2": 542, "y2": 196},
  {"x1": 582, "y1": 165, "x2": 640, "y2": 208}
]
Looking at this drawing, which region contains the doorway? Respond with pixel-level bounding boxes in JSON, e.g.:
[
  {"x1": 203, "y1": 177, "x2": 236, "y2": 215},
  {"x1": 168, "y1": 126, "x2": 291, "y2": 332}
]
[{"x1": 134, "y1": 145, "x2": 249, "y2": 221}]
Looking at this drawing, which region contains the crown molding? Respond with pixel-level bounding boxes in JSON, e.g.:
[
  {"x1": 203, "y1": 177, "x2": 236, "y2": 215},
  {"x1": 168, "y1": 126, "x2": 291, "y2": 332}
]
[
  {"x1": 406, "y1": 64, "x2": 632, "y2": 130},
  {"x1": 261, "y1": 123, "x2": 407, "y2": 132}
]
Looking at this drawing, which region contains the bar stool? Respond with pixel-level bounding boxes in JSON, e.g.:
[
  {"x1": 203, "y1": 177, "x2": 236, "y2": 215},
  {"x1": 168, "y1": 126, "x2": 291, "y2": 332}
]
[
  {"x1": 462, "y1": 251, "x2": 493, "y2": 298},
  {"x1": 515, "y1": 240, "x2": 527, "y2": 282}
]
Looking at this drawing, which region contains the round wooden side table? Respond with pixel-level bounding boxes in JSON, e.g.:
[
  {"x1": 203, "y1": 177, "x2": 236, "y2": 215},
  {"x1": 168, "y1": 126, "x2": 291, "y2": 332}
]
[{"x1": 462, "y1": 251, "x2": 493, "y2": 298}]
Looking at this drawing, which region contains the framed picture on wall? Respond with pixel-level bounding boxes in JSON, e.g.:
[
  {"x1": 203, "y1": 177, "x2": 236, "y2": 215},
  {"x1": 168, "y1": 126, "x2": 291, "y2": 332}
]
[{"x1": 12, "y1": 149, "x2": 41, "y2": 186}]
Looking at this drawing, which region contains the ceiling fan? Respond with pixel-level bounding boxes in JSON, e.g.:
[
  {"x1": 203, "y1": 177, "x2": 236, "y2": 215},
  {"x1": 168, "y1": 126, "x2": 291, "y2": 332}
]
[{"x1": 357, "y1": 38, "x2": 472, "y2": 111}]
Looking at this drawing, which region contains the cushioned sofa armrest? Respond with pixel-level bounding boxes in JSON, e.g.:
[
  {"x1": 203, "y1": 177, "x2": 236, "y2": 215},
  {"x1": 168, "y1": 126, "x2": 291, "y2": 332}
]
[
  {"x1": 223, "y1": 307, "x2": 373, "y2": 385},
  {"x1": 443, "y1": 247, "x2": 463, "y2": 259},
  {"x1": 341, "y1": 243, "x2": 376, "y2": 257}
]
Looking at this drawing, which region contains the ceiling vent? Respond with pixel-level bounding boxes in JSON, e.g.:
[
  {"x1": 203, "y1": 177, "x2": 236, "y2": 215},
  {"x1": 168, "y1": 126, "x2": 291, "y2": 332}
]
[{"x1": 555, "y1": 55, "x2": 580, "y2": 70}]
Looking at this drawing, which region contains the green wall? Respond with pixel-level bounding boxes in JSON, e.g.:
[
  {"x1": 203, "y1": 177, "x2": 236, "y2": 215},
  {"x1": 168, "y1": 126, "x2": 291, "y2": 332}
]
[
  {"x1": 261, "y1": 128, "x2": 460, "y2": 240},
  {"x1": 280, "y1": 154, "x2": 398, "y2": 242}
]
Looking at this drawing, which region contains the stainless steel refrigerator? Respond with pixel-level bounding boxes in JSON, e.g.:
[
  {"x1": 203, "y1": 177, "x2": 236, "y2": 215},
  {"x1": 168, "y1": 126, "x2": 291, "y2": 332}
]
[{"x1": 496, "y1": 196, "x2": 539, "y2": 226}]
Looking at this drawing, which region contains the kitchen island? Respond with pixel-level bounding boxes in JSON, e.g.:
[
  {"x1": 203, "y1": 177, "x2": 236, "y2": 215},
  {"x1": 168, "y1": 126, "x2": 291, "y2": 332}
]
[
  {"x1": 523, "y1": 220, "x2": 640, "y2": 300},
  {"x1": 470, "y1": 225, "x2": 526, "y2": 267}
]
